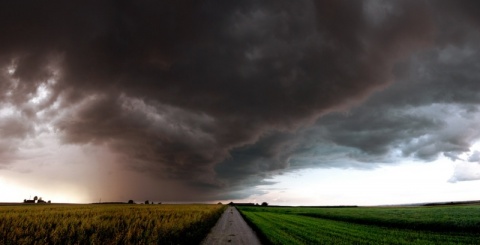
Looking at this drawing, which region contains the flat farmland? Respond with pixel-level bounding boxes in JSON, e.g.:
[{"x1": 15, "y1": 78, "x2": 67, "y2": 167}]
[
  {"x1": 238, "y1": 205, "x2": 480, "y2": 244},
  {"x1": 0, "y1": 204, "x2": 226, "y2": 244}
]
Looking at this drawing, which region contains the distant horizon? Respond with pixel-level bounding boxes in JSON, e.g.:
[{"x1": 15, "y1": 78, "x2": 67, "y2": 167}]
[{"x1": 3, "y1": 199, "x2": 480, "y2": 208}]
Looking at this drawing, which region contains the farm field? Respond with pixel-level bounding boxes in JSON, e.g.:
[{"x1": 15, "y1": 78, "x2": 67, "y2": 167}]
[
  {"x1": 0, "y1": 204, "x2": 226, "y2": 244},
  {"x1": 238, "y1": 205, "x2": 480, "y2": 244}
]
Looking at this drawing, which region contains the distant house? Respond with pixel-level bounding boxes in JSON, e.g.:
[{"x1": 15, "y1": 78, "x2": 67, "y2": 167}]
[{"x1": 23, "y1": 196, "x2": 50, "y2": 204}]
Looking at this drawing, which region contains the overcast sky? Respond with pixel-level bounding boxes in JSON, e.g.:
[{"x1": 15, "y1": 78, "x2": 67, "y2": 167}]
[{"x1": 1, "y1": 0, "x2": 480, "y2": 205}]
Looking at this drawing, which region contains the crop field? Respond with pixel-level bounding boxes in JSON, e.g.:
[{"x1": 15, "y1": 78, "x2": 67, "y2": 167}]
[
  {"x1": 238, "y1": 205, "x2": 480, "y2": 244},
  {"x1": 0, "y1": 204, "x2": 225, "y2": 244}
]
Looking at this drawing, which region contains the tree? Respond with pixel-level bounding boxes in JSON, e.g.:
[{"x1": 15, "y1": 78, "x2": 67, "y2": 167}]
[
  {"x1": 261, "y1": 202, "x2": 268, "y2": 206},
  {"x1": 128, "y1": 200, "x2": 135, "y2": 204},
  {"x1": 35, "y1": 197, "x2": 45, "y2": 204},
  {"x1": 34, "y1": 196, "x2": 38, "y2": 201},
  {"x1": 48, "y1": 200, "x2": 51, "y2": 204},
  {"x1": 145, "y1": 200, "x2": 149, "y2": 204}
]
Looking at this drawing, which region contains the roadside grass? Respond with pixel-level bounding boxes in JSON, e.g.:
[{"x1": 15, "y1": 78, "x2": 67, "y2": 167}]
[
  {"x1": 0, "y1": 204, "x2": 226, "y2": 244},
  {"x1": 238, "y1": 205, "x2": 480, "y2": 244}
]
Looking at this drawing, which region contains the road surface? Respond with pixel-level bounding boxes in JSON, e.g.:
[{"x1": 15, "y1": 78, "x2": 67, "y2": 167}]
[{"x1": 201, "y1": 206, "x2": 262, "y2": 245}]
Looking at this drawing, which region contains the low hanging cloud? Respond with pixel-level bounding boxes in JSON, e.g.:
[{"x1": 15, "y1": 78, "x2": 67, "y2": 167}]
[
  {"x1": 1, "y1": 1, "x2": 480, "y2": 200},
  {"x1": 449, "y1": 162, "x2": 480, "y2": 183}
]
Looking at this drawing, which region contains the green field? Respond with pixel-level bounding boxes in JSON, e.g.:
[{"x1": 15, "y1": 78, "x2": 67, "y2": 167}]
[
  {"x1": 238, "y1": 205, "x2": 480, "y2": 244},
  {"x1": 0, "y1": 204, "x2": 225, "y2": 244}
]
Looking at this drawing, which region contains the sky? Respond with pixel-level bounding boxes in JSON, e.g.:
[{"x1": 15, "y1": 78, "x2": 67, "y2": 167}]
[{"x1": 1, "y1": 0, "x2": 480, "y2": 205}]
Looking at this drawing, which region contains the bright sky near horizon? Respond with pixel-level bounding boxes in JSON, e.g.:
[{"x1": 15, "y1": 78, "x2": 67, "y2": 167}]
[
  {"x1": 240, "y1": 158, "x2": 480, "y2": 206},
  {"x1": 2, "y1": 155, "x2": 480, "y2": 205},
  {"x1": 1, "y1": 1, "x2": 480, "y2": 205}
]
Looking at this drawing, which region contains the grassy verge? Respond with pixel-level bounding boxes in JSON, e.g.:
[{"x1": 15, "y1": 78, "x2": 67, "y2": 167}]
[{"x1": 236, "y1": 206, "x2": 273, "y2": 245}]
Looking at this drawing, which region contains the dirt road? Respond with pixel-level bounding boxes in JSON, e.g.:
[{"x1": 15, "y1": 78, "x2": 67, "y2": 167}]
[{"x1": 201, "y1": 206, "x2": 262, "y2": 245}]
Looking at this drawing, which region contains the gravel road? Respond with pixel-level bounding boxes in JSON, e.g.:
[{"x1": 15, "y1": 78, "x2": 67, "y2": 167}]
[{"x1": 201, "y1": 206, "x2": 262, "y2": 245}]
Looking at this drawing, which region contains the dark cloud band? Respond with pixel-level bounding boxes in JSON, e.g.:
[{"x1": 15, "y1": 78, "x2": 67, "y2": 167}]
[{"x1": 1, "y1": 0, "x2": 480, "y2": 200}]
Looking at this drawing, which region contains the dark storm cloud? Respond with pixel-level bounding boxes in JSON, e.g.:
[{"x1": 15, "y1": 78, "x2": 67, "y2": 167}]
[
  {"x1": 320, "y1": 23, "x2": 480, "y2": 163},
  {"x1": 2, "y1": 0, "x2": 480, "y2": 199},
  {"x1": 0, "y1": 115, "x2": 34, "y2": 139},
  {"x1": 226, "y1": 35, "x2": 480, "y2": 183},
  {"x1": 0, "y1": 101, "x2": 36, "y2": 165},
  {"x1": 221, "y1": 10, "x2": 480, "y2": 187},
  {"x1": 216, "y1": 1, "x2": 480, "y2": 189}
]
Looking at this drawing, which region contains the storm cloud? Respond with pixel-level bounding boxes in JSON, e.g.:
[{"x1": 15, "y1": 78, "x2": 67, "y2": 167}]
[{"x1": 1, "y1": 0, "x2": 480, "y2": 201}]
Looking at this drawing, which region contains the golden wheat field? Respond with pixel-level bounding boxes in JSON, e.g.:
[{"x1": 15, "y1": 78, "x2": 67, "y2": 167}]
[{"x1": 0, "y1": 204, "x2": 226, "y2": 245}]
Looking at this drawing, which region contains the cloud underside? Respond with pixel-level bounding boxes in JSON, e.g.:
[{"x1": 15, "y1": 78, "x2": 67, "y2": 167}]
[{"x1": 1, "y1": 0, "x2": 480, "y2": 200}]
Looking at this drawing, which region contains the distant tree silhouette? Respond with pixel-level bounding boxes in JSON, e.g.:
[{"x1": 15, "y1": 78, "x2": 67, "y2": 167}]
[
  {"x1": 36, "y1": 197, "x2": 45, "y2": 204},
  {"x1": 128, "y1": 200, "x2": 135, "y2": 204},
  {"x1": 145, "y1": 200, "x2": 149, "y2": 204},
  {"x1": 34, "y1": 196, "x2": 38, "y2": 202},
  {"x1": 217, "y1": 202, "x2": 223, "y2": 205},
  {"x1": 261, "y1": 202, "x2": 268, "y2": 206},
  {"x1": 48, "y1": 200, "x2": 51, "y2": 204},
  {"x1": 24, "y1": 199, "x2": 27, "y2": 203}
]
